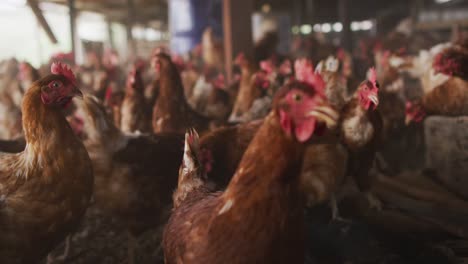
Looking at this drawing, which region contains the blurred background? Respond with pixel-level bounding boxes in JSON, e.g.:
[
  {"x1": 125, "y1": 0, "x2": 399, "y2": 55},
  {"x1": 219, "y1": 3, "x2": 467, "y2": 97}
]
[
  {"x1": 1, "y1": 1, "x2": 468, "y2": 263},
  {"x1": 1, "y1": 0, "x2": 467, "y2": 68}
]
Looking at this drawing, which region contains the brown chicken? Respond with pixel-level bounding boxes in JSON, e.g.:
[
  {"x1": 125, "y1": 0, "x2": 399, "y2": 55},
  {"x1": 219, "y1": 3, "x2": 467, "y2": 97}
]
[
  {"x1": 0, "y1": 63, "x2": 93, "y2": 263},
  {"x1": 18, "y1": 62, "x2": 40, "y2": 93},
  {"x1": 340, "y1": 69, "x2": 383, "y2": 209},
  {"x1": 75, "y1": 95, "x2": 184, "y2": 263},
  {"x1": 404, "y1": 74, "x2": 468, "y2": 122},
  {"x1": 152, "y1": 51, "x2": 212, "y2": 134},
  {"x1": 228, "y1": 54, "x2": 259, "y2": 122},
  {"x1": 199, "y1": 119, "x2": 263, "y2": 187},
  {"x1": 396, "y1": 43, "x2": 468, "y2": 119},
  {"x1": 433, "y1": 43, "x2": 468, "y2": 81},
  {"x1": 163, "y1": 77, "x2": 339, "y2": 263},
  {"x1": 103, "y1": 86, "x2": 125, "y2": 129},
  {"x1": 0, "y1": 94, "x2": 22, "y2": 140},
  {"x1": 202, "y1": 27, "x2": 224, "y2": 71},
  {"x1": 315, "y1": 56, "x2": 348, "y2": 109},
  {"x1": 120, "y1": 63, "x2": 151, "y2": 133}
]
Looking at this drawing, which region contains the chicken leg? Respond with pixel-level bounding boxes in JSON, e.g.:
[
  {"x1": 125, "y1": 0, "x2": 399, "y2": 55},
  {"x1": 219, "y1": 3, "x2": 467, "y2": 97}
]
[{"x1": 46, "y1": 235, "x2": 71, "y2": 264}]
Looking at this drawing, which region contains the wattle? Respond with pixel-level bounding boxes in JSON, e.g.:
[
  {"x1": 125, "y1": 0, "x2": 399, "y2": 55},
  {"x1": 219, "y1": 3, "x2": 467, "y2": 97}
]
[{"x1": 294, "y1": 118, "x2": 316, "y2": 143}]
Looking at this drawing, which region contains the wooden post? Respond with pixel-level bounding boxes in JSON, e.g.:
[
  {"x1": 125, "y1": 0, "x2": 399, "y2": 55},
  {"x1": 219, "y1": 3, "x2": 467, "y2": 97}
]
[
  {"x1": 223, "y1": 0, "x2": 233, "y2": 83},
  {"x1": 292, "y1": 0, "x2": 303, "y2": 27},
  {"x1": 126, "y1": 0, "x2": 136, "y2": 58},
  {"x1": 68, "y1": 0, "x2": 77, "y2": 63},
  {"x1": 338, "y1": 0, "x2": 351, "y2": 51},
  {"x1": 411, "y1": 0, "x2": 423, "y2": 25},
  {"x1": 223, "y1": 0, "x2": 253, "y2": 83},
  {"x1": 107, "y1": 18, "x2": 115, "y2": 49},
  {"x1": 27, "y1": 0, "x2": 58, "y2": 44},
  {"x1": 305, "y1": 0, "x2": 314, "y2": 25}
]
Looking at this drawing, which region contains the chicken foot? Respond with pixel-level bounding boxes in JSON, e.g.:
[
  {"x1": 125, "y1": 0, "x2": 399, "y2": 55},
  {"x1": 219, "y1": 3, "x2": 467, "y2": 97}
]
[
  {"x1": 46, "y1": 235, "x2": 71, "y2": 264},
  {"x1": 329, "y1": 194, "x2": 351, "y2": 223},
  {"x1": 127, "y1": 231, "x2": 137, "y2": 264}
]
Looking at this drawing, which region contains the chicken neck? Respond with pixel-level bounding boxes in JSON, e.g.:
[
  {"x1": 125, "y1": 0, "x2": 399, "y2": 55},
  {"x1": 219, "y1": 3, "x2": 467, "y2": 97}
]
[
  {"x1": 221, "y1": 111, "x2": 306, "y2": 212},
  {"x1": 20, "y1": 87, "x2": 84, "y2": 172},
  {"x1": 156, "y1": 64, "x2": 189, "y2": 119}
]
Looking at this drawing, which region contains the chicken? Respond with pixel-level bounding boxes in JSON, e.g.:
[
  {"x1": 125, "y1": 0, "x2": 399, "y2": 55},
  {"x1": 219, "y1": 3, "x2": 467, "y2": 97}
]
[
  {"x1": 254, "y1": 31, "x2": 280, "y2": 63},
  {"x1": 0, "y1": 61, "x2": 23, "y2": 139},
  {"x1": 163, "y1": 78, "x2": 338, "y2": 264},
  {"x1": 404, "y1": 100, "x2": 426, "y2": 125},
  {"x1": 374, "y1": 50, "x2": 406, "y2": 141},
  {"x1": 18, "y1": 62, "x2": 40, "y2": 93},
  {"x1": 151, "y1": 51, "x2": 213, "y2": 134},
  {"x1": 433, "y1": 42, "x2": 468, "y2": 81},
  {"x1": 340, "y1": 68, "x2": 383, "y2": 209},
  {"x1": 199, "y1": 119, "x2": 263, "y2": 187},
  {"x1": 315, "y1": 56, "x2": 348, "y2": 109},
  {"x1": 203, "y1": 74, "x2": 232, "y2": 120},
  {"x1": 104, "y1": 86, "x2": 125, "y2": 129},
  {"x1": 0, "y1": 62, "x2": 93, "y2": 263},
  {"x1": 291, "y1": 59, "x2": 347, "y2": 214},
  {"x1": 202, "y1": 27, "x2": 224, "y2": 71},
  {"x1": 228, "y1": 54, "x2": 259, "y2": 122},
  {"x1": 0, "y1": 95, "x2": 22, "y2": 140},
  {"x1": 75, "y1": 95, "x2": 184, "y2": 263},
  {"x1": 393, "y1": 42, "x2": 468, "y2": 117},
  {"x1": 120, "y1": 63, "x2": 151, "y2": 133},
  {"x1": 403, "y1": 73, "x2": 468, "y2": 122},
  {"x1": 228, "y1": 57, "x2": 277, "y2": 123}
]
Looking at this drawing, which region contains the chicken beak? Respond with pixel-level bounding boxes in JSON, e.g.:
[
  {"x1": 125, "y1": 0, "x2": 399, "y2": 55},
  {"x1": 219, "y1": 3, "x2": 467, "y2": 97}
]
[
  {"x1": 72, "y1": 86, "x2": 83, "y2": 98},
  {"x1": 405, "y1": 115, "x2": 412, "y2": 126},
  {"x1": 307, "y1": 104, "x2": 339, "y2": 129},
  {"x1": 368, "y1": 94, "x2": 379, "y2": 106}
]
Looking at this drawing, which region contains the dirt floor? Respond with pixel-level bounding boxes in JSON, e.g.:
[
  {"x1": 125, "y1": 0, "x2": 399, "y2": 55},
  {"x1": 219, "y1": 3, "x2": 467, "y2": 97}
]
[{"x1": 46, "y1": 171, "x2": 468, "y2": 264}]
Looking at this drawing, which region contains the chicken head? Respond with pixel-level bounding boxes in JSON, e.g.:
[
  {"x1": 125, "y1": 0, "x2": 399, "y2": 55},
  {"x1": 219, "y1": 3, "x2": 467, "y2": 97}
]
[
  {"x1": 405, "y1": 100, "x2": 426, "y2": 125},
  {"x1": 358, "y1": 68, "x2": 380, "y2": 110},
  {"x1": 40, "y1": 62, "x2": 82, "y2": 107}
]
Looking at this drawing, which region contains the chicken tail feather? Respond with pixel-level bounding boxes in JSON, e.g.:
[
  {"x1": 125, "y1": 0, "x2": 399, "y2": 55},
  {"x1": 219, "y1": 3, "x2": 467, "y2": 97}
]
[{"x1": 173, "y1": 128, "x2": 206, "y2": 208}]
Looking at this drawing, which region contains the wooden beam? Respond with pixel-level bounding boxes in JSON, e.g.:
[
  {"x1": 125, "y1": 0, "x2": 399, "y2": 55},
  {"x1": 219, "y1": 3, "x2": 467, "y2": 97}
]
[
  {"x1": 223, "y1": 0, "x2": 254, "y2": 83},
  {"x1": 126, "y1": 0, "x2": 136, "y2": 58},
  {"x1": 338, "y1": 0, "x2": 351, "y2": 51},
  {"x1": 223, "y1": 0, "x2": 233, "y2": 83},
  {"x1": 27, "y1": 0, "x2": 58, "y2": 44},
  {"x1": 107, "y1": 18, "x2": 115, "y2": 49}
]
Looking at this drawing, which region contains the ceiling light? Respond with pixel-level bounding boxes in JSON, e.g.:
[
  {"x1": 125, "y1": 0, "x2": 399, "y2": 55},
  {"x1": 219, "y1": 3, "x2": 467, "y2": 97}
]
[
  {"x1": 360, "y1": 20, "x2": 373, "y2": 30},
  {"x1": 351, "y1": 21, "x2": 360, "y2": 31},
  {"x1": 321, "y1": 23, "x2": 331, "y2": 33},
  {"x1": 291, "y1": 25, "x2": 300, "y2": 34},
  {"x1": 313, "y1": 24, "x2": 322, "y2": 32},
  {"x1": 333, "y1": 22, "x2": 343, "y2": 32},
  {"x1": 261, "y1": 4, "x2": 271, "y2": 13},
  {"x1": 300, "y1": 24, "x2": 312, "y2": 35}
]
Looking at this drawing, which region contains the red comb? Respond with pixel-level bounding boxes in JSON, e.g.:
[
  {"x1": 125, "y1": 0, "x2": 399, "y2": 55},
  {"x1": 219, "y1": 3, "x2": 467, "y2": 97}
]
[
  {"x1": 51, "y1": 62, "x2": 77, "y2": 85},
  {"x1": 152, "y1": 46, "x2": 169, "y2": 57},
  {"x1": 212, "y1": 74, "x2": 225, "y2": 89},
  {"x1": 260, "y1": 60, "x2": 274, "y2": 74},
  {"x1": 279, "y1": 59, "x2": 292, "y2": 75},
  {"x1": 336, "y1": 48, "x2": 346, "y2": 60},
  {"x1": 234, "y1": 53, "x2": 246, "y2": 65},
  {"x1": 134, "y1": 59, "x2": 145, "y2": 71},
  {"x1": 368, "y1": 67, "x2": 377, "y2": 86},
  {"x1": 105, "y1": 86, "x2": 113, "y2": 101},
  {"x1": 294, "y1": 59, "x2": 325, "y2": 96}
]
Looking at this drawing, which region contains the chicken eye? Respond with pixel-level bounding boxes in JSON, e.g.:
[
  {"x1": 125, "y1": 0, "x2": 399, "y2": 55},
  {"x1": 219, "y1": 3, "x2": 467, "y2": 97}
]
[
  {"x1": 51, "y1": 81, "x2": 61, "y2": 88},
  {"x1": 293, "y1": 93, "x2": 302, "y2": 102}
]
